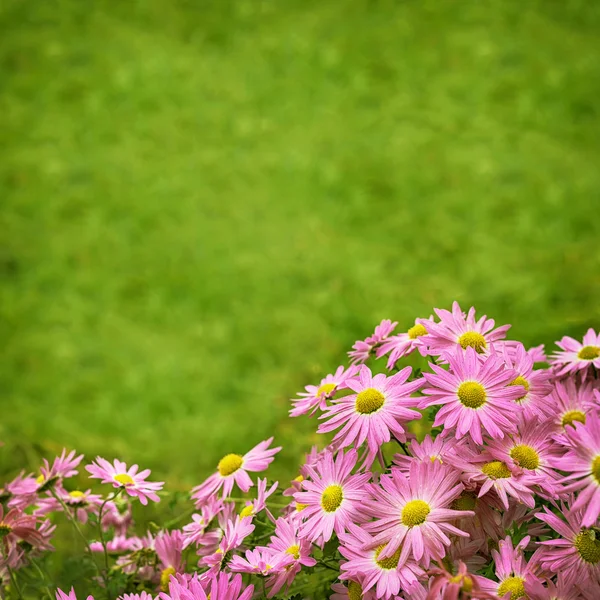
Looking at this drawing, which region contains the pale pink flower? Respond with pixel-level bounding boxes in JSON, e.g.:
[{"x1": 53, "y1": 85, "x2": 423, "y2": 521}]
[
  {"x1": 40, "y1": 449, "x2": 84, "y2": 485},
  {"x1": 392, "y1": 434, "x2": 456, "y2": 473},
  {"x1": 201, "y1": 516, "x2": 255, "y2": 573},
  {"x1": 349, "y1": 319, "x2": 397, "y2": 364},
  {"x1": 426, "y1": 560, "x2": 496, "y2": 600},
  {"x1": 376, "y1": 317, "x2": 433, "y2": 369},
  {"x1": 238, "y1": 478, "x2": 278, "y2": 521},
  {"x1": 551, "y1": 328, "x2": 600, "y2": 379},
  {"x1": 191, "y1": 438, "x2": 281, "y2": 504},
  {"x1": 182, "y1": 498, "x2": 224, "y2": 549},
  {"x1": 156, "y1": 530, "x2": 185, "y2": 590},
  {"x1": 547, "y1": 378, "x2": 598, "y2": 435}
]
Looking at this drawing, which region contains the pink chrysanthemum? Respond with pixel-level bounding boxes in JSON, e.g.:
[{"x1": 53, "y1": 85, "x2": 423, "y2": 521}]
[
  {"x1": 201, "y1": 516, "x2": 255, "y2": 573},
  {"x1": 159, "y1": 572, "x2": 253, "y2": 600},
  {"x1": 349, "y1": 319, "x2": 397, "y2": 364},
  {"x1": 426, "y1": 560, "x2": 496, "y2": 600},
  {"x1": 290, "y1": 365, "x2": 359, "y2": 417},
  {"x1": 526, "y1": 572, "x2": 594, "y2": 600},
  {"x1": 376, "y1": 317, "x2": 433, "y2": 370},
  {"x1": 191, "y1": 438, "x2": 281, "y2": 504},
  {"x1": 418, "y1": 301, "x2": 511, "y2": 358},
  {"x1": 228, "y1": 547, "x2": 293, "y2": 577},
  {"x1": 392, "y1": 434, "x2": 457, "y2": 473},
  {"x1": 445, "y1": 445, "x2": 536, "y2": 510},
  {"x1": 0, "y1": 505, "x2": 53, "y2": 550},
  {"x1": 364, "y1": 461, "x2": 473, "y2": 568},
  {"x1": 554, "y1": 414, "x2": 600, "y2": 526},
  {"x1": 39, "y1": 449, "x2": 83, "y2": 489},
  {"x1": 86, "y1": 458, "x2": 163, "y2": 505},
  {"x1": 156, "y1": 530, "x2": 185, "y2": 591},
  {"x1": 338, "y1": 523, "x2": 425, "y2": 600},
  {"x1": 478, "y1": 536, "x2": 541, "y2": 600},
  {"x1": 294, "y1": 449, "x2": 370, "y2": 543},
  {"x1": 120, "y1": 594, "x2": 155, "y2": 600},
  {"x1": 536, "y1": 504, "x2": 600, "y2": 589},
  {"x1": 420, "y1": 347, "x2": 522, "y2": 444},
  {"x1": 49, "y1": 488, "x2": 102, "y2": 524},
  {"x1": 547, "y1": 378, "x2": 598, "y2": 434},
  {"x1": 238, "y1": 478, "x2": 278, "y2": 522},
  {"x1": 55, "y1": 590, "x2": 94, "y2": 600},
  {"x1": 318, "y1": 365, "x2": 422, "y2": 467},
  {"x1": 551, "y1": 328, "x2": 600, "y2": 379},
  {"x1": 182, "y1": 498, "x2": 224, "y2": 550}
]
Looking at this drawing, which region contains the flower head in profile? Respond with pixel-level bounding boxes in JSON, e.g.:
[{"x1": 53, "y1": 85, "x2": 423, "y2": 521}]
[
  {"x1": 427, "y1": 560, "x2": 496, "y2": 600},
  {"x1": 191, "y1": 438, "x2": 281, "y2": 505},
  {"x1": 392, "y1": 434, "x2": 456, "y2": 473},
  {"x1": 420, "y1": 347, "x2": 522, "y2": 445},
  {"x1": 348, "y1": 319, "x2": 397, "y2": 364},
  {"x1": 201, "y1": 516, "x2": 255, "y2": 574},
  {"x1": 364, "y1": 461, "x2": 474, "y2": 568},
  {"x1": 86, "y1": 458, "x2": 163, "y2": 505},
  {"x1": 238, "y1": 478, "x2": 278, "y2": 521},
  {"x1": 0, "y1": 504, "x2": 54, "y2": 550},
  {"x1": 159, "y1": 572, "x2": 253, "y2": 600},
  {"x1": 418, "y1": 301, "x2": 510, "y2": 357},
  {"x1": 551, "y1": 328, "x2": 600, "y2": 379},
  {"x1": 155, "y1": 530, "x2": 185, "y2": 591},
  {"x1": 376, "y1": 317, "x2": 433, "y2": 369},
  {"x1": 290, "y1": 365, "x2": 358, "y2": 417},
  {"x1": 294, "y1": 449, "x2": 370, "y2": 543},
  {"x1": 547, "y1": 378, "x2": 597, "y2": 433},
  {"x1": 526, "y1": 572, "x2": 594, "y2": 600},
  {"x1": 318, "y1": 365, "x2": 422, "y2": 467},
  {"x1": 38, "y1": 449, "x2": 84, "y2": 490},
  {"x1": 182, "y1": 497, "x2": 224, "y2": 549}
]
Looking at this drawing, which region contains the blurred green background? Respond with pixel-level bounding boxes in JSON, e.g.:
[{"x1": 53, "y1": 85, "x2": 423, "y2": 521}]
[{"x1": 2, "y1": 0, "x2": 600, "y2": 487}]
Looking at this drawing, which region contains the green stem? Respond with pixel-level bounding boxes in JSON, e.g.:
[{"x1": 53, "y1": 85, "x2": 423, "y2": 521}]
[
  {"x1": 97, "y1": 489, "x2": 123, "y2": 600},
  {"x1": 29, "y1": 558, "x2": 53, "y2": 600},
  {"x1": 1, "y1": 546, "x2": 23, "y2": 600}
]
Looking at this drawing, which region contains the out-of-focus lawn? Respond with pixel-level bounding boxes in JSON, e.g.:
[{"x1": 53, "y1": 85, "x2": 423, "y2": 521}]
[{"x1": 1, "y1": 0, "x2": 600, "y2": 485}]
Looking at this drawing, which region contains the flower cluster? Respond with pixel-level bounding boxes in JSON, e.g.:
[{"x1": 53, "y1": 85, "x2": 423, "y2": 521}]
[{"x1": 1, "y1": 301, "x2": 600, "y2": 599}]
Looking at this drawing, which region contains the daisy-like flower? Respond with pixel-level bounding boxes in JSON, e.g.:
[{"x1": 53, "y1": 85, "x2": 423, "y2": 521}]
[
  {"x1": 228, "y1": 547, "x2": 293, "y2": 577},
  {"x1": 318, "y1": 365, "x2": 422, "y2": 468},
  {"x1": 119, "y1": 593, "x2": 155, "y2": 600},
  {"x1": 191, "y1": 438, "x2": 281, "y2": 504},
  {"x1": 349, "y1": 319, "x2": 397, "y2": 364},
  {"x1": 239, "y1": 478, "x2": 278, "y2": 521},
  {"x1": 478, "y1": 536, "x2": 541, "y2": 600},
  {"x1": 51, "y1": 488, "x2": 102, "y2": 524},
  {"x1": 376, "y1": 317, "x2": 433, "y2": 370},
  {"x1": 101, "y1": 500, "x2": 133, "y2": 536},
  {"x1": 0, "y1": 505, "x2": 53, "y2": 550},
  {"x1": 201, "y1": 516, "x2": 255, "y2": 573},
  {"x1": 294, "y1": 449, "x2": 370, "y2": 543},
  {"x1": 85, "y1": 458, "x2": 164, "y2": 505},
  {"x1": 554, "y1": 414, "x2": 600, "y2": 526},
  {"x1": 426, "y1": 560, "x2": 496, "y2": 600},
  {"x1": 392, "y1": 434, "x2": 456, "y2": 473},
  {"x1": 338, "y1": 523, "x2": 425, "y2": 600},
  {"x1": 418, "y1": 301, "x2": 511, "y2": 358},
  {"x1": 500, "y1": 343, "x2": 553, "y2": 420},
  {"x1": 90, "y1": 534, "x2": 141, "y2": 554},
  {"x1": 445, "y1": 445, "x2": 536, "y2": 510},
  {"x1": 547, "y1": 378, "x2": 597, "y2": 433},
  {"x1": 159, "y1": 572, "x2": 253, "y2": 600},
  {"x1": 156, "y1": 530, "x2": 185, "y2": 591},
  {"x1": 420, "y1": 348, "x2": 522, "y2": 445},
  {"x1": 37, "y1": 449, "x2": 84, "y2": 491},
  {"x1": 364, "y1": 461, "x2": 474, "y2": 568},
  {"x1": 56, "y1": 590, "x2": 95, "y2": 600},
  {"x1": 182, "y1": 498, "x2": 224, "y2": 549},
  {"x1": 551, "y1": 328, "x2": 600, "y2": 379},
  {"x1": 535, "y1": 504, "x2": 600, "y2": 589},
  {"x1": 290, "y1": 365, "x2": 358, "y2": 417},
  {"x1": 486, "y1": 419, "x2": 562, "y2": 497},
  {"x1": 262, "y1": 516, "x2": 316, "y2": 596},
  {"x1": 525, "y1": 572, "x2": 594, "y2": 600}
]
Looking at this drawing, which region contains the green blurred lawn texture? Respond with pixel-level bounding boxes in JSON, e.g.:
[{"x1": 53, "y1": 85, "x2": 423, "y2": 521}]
[{"x1": 2, "y1": 0, "x2": 600, "y2": 485}]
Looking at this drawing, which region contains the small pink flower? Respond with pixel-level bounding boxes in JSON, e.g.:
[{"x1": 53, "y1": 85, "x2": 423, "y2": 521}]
[
  {"x1": 86, "y1": 458, "x2": 163, "y2": 505},
  {"x1": 55, "y1": 589, "x2": 95, "y2": 600},
  {"x1": 159, "y1": 572, "x2": 253, "y2": 600},
  {"x1": 294, "y1": 449, "x2": 370, "y2": 543},
  {"x1": 182, "y1": 498, "x2": 224, "y2": 549},
  {"x1": 238, "y1": 478, "x2": 278, "y2": 522},
  {"x1": 376, "y1": 318, "x2": 433, "y2": 369},
  {"x1": 0, "y1": 504, "x2": 53, "y2": 551},
  {"x1": 290, "y1": 365, "x2": 358, "y2": 417},
  {"x1": 349, "y1": 319, "x2": 397, "y2": 364},
  {"x1": 392, "y1": 434, "x2": 456, "y2": 473},
  {"x1": 551, "y1": 328, "x2": 600, "y2": 379},
  {"x1": 228, "y1": 547, "x2": 293, "y2": 577},
  {"x1": 547, "y1": 378, "x2": 597, "y2": 434},
  {"x1": 201, "y1": 516, "x2": 255, "y2": 574},
  {"x1": 318, "y1": 365, "x2": 422, "y2": 468},
  {"x1": 426, "y1": 560, "x2": 496, "y2": 600},
  {"x1": 40, "y1": 449, "x2": 84, "y2": 484},
  {"x1": 156, "y1": 530, "x2": 185, "y2": 590},
  {"x1": 191, "y1": 438, "x2": 281, "y2": 504}
]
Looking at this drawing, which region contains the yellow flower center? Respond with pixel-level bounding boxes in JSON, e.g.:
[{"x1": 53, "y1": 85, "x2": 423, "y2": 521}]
[
  {"x1": 286, "y1": 544, "x2": 300, "y2": 560},
  {"x1": 591, "y1": 456, "x2": 600, "y2": 484},
  {"x1": 160, "y1": 567, "x2": 176, "y2": 591},
  {"x1": 374, "y1": 544, "x2": 401, "y2": 569},
  {"x1": 508, "y1": 376, "x2": 530, "y2": 403},
  {"x1": 497, "y1": 576, "x2": 526, "y2": 599},
  {"x1": 239, "y1": 505, "x2": 254, "y2": 518},
  {"x1": 457, "y1": 381, "x2": 487, "y2": 409},
  {"x1": 36, "y1": 474, "x2": 45, "y2": 485},
  {"x1": 347, "y1": 581, "x2": 363, "y2": 600},
  {"x1": 578, "y1": 346, "x2": 600, "y2": 360},
  {"x1": 451, "y1": 492, "x2": 477, "y2": 511},
  {"x1": 575, "y1": 530, "x2": 600, "y2": 563},
  {"x1": 69, "y1": 490, "x2": 86, "y2": 499},
  {"x1": 321, "y1": 484, "x2": 343, "y2": 512},
  {"x1": 0, "y1": 523, "x2": 13, "y2": 538},
  {"x1": 449, "y1": 574, "x2": 473, "y2": 593},
  {"x1": 401, "y1": 499, "x2": 431, "y2": 526},
  {"x1": 355, "y1": 388, "x2": 385, "y2": 415},
  {"x1": 510, "y1": 444, "x2": 540, "y2": 470},
  {"x1": 481, "y1": 461, "x2": 512, "y2": 479},
  {"x1": 293, "y1": 475, "x2": 304, "y2": 483},
  {"x1": 217, "y1": 454, "x2": 243, "y2": 477},
  {"x1": 295, "y1": 502, "x2": 308, "y2": 512},
  {"x1": 316, "y1": 382, "x2": 337, "y2": 396},
  {"x1": 113, "y1": 473, "x2": 135, "y2": 486},
  {"x1": 562, "y1": 410, "x2": 586, "y2": 428},
  {"x1": 408, "y1": 323, "x2": 427, "y2": 340},
  {"x1": 458, "y1": 331, "x2": 487, "y2": 353}
]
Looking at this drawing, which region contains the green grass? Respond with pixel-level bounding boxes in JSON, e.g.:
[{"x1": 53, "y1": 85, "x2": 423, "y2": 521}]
[{"x1": 1, "y1": 0, "x2": 600, "y2": 486}]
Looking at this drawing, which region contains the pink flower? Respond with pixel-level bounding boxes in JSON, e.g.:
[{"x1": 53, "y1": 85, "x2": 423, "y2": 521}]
[
  {"x1": 294, "y1": 449, "x2": 370, "y2": 543},
  {"x1": 159, "y1": 572, "x2": 253, "y2": 600},
  {"x1": 364, "y1": 461, "x2": 473, "y2": 568},
  {"x1": 86, "y1": 458, "x2": 164, "y2": 505},
  {"x1": 418, "y1": 301, "x2": 510, "y2": 357},
  {"x1": 290, "y1": 365, "x2": 358, "y2": 417},
  {"x1": 0, "y1": 504, "x2": 53, "y2": 550},
  {"x1": 420, "y1": 347, "x2": 522, "y2": 445},
  {"x1": 525, "y1": 572, "x2": 594, "y2": 600},
  {"x1": 551, "y1": 328, "x2": 600, "y2": 379},
  {"x1": 156, "y1": 530, "x2": 185, "y2": 591},
  {"x1": 191, "y1": 438, "x2": 281, "y2": 504},
  {"x1": 426, "y1": 560, "x2": 496, "y2": 600},
  {"x1": 55, "y1": 590, "x2": 94, "y2": 600},
  {"x1": 392, "y1": 434, "x2": 456, "y2": 473},
  {"x1": 119, "y1": 593, "x2": 155, "y2": 600},
  {"x1": 547, "y1": 378, "x2": 597, "y2": 433},
  {"x1": 554, "y1": 414, "x2": 600, "y2": 526},
  {"x1": 349, "y1": 319, "x2": 397, "y2": 364},
  {"x1": 376, "y1": 318, "x2": 433, "y2": 370},
  {"x1": 55, "y1": 488, "x2": 102, "y2": 524},
  {"x1": 318, "y1": 365, "x2": 422, "y2": 468},
  {"x1": 338, "y1": 523, "x2": 424, "y2": 600},
  {"x1": 228, "y1": 547, "x2": 293, "y2": 577},
  {"x1": 182, "y1": 498, "x2": 224, "y2": 549},
  {"x1": 238, "y1": 478, "x2": 278, "y2": 521},
  {"x1": 201, "y1": 516, "x2": 255, "y2": 573},
  {"x1": 478, "y1": 536, "x2": 541, "y2": 600},
  {"x1": 536, "y1": 503, "x2": 600, "y2": 589},
  {"x1": 40, "y1": 449, "x2": 84, "y2": 486}
]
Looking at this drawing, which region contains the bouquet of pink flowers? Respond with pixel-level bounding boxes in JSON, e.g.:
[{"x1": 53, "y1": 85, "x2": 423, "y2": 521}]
[{"x1": 2, "y1": 302, "x2": 600, "y2": 599}]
